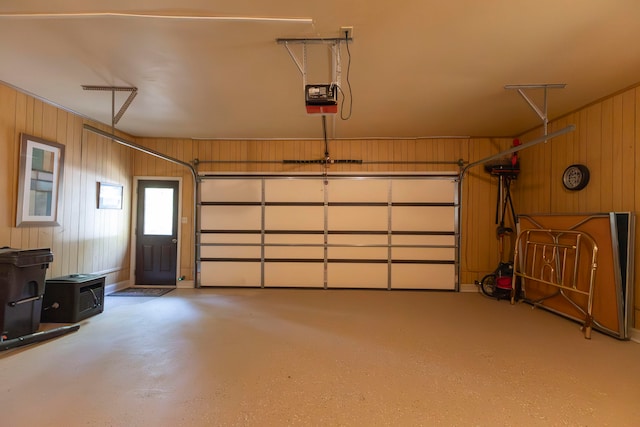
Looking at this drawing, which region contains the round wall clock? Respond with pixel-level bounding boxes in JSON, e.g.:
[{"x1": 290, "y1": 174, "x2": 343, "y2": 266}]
[{"x1": 562, "y1": 164, "x2": 590, "y2": 191}]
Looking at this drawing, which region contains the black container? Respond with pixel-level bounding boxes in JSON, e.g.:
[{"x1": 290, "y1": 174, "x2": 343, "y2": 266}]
[
  {"x1": 42, "y1": 274, "x2": 105, "y2": 323},
  {"x1": 0, "y1": 247, "x2": 53, "y2": 339}
]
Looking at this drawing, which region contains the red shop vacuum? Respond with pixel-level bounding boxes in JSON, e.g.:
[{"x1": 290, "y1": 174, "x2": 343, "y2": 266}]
[{"x1": 478, "y1": 139, "x2": 520, "y2": 300}]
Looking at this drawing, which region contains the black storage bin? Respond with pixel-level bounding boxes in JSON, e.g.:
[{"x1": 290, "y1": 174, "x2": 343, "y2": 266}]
[
  {"x1": 0, "y1": 247, "x2": 53, "y2": 339},
  {"x1": 42, "y1": 274, "x2": 105, "y2": 323}
]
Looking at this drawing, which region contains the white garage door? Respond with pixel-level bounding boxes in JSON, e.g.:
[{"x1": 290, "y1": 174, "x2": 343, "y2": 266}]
[{"x1": 199, "y1": 174, "x2": 459, "y2": 290}]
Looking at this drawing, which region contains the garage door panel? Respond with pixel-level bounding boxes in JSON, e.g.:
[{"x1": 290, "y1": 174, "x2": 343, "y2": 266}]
[
  {"x1": 328, "y1": 206, "x2": 387, "y2": 231},
  {"x1": 328, "y1": 234, "x2": 387, "y2": 245},
  {"x1": 199, "y1": 175, "x2": 458, "y2": 290},
  {"x1": 392, "y1": 179, "x2": 456, "y2": 203},
  {"x1": 328, "y1": 263, "x2": 388, "y2": 288},
  {"x1": 392, "y1": 206, "x2": 455, "y2": 231},
  {"x1": 264, "y1": 262, "x2": 324, "y2": 287},
  {"x1": 392, "y1": 264, "x2": 455, "y2": 289},
  {"x1": 328, "y1": 246, "x2": 388, "y2": 259},
  {"x1": 265, "y1": 234, "x2": 324, "y2": 245},
  {"x1": 201, "y1": 179, "x2": 262, "y2": 202},
  {"x1": 201, "y1": 262, "x2": 261, "y2": 287},
  {"x1": 201, "y1": 245, "x2": 261, "y2": 258},
  {"x1": 201, "y1": 205, "x2": 261, "y2": 230},
  {"x1": 265, "y1": 179, "x2": 325, "y2": 202},
  {"x1": 265, "y1": 206, "x2": 324, "y2": 230},
  {"x1": 328, "y1": 234, "x2": 387, "y2": 260},
  {"x1": 328, "y1": 179, "x2": 388, "y2": 202},
  {"x1": 201, "y1": 233, "x2": 261, "y2": 244},
  {"x1": 265, "y1": 246, "x2": 324, "y2": 259},
  {"x1": 392, "y1": 247, "x2": 455, "y2": 260},
  {"x1": 392, "y1": 234, "x2": 455, "y2": 246}
]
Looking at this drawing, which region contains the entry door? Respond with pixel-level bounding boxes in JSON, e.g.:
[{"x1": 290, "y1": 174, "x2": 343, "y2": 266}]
[{"x1": 135, "y1": 180, "x2": 179, "y2": 285}]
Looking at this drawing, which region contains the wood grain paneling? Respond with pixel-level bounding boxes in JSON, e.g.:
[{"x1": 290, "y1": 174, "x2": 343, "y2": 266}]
[
  {"x1": 0, "y1": 83, "x2": 133, "y2": 286},
  {"x1": 515, "y1": 85, "x2": 640, "y2": 328},
  {"x1": 5, "y1": 80, "x2": 639, "y2": 327},
  {"x1": 135, "y1": 85, "x2": 640, "y2": 330},
  {"x1": 134, "y1": 136, "x2": 510, "y2": 287}
]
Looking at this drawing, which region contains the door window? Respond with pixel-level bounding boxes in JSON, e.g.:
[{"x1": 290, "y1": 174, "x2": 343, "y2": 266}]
[{"x1": 143, "y1": 187, "x2": 174, "y2": 235}]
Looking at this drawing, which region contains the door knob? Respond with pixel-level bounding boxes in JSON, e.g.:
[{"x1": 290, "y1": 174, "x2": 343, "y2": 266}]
[{"x1": 172, "y1": 239, "x2": 178, "y2": 244}]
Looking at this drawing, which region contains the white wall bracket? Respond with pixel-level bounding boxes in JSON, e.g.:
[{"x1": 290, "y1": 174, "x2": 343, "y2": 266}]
[
  {"x1": 276, "y1": 36, "x2": 352, "y2": 98},
  {"x1": 505, "y1": 84, "x2": 566, "y2": 137},
  {"x1": 81, "y1": 85, "x2": 138, "y2": 127}
]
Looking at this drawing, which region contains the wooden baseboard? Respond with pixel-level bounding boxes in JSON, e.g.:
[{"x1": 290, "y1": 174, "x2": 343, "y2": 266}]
[
  {"x1": 104, "y1": 280, "x2": 130, "y2": 295},
  {"x1": 177, "y1": 280, "x2": 194, "y2": 289},
  {"x1": 459, "y1": 283, "x2": 479, "y2": 293}
]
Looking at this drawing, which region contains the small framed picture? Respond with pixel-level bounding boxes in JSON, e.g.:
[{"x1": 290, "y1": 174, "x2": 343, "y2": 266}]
[{"x1": 97, "y1": 182, "x2": 123, "y2": 209}]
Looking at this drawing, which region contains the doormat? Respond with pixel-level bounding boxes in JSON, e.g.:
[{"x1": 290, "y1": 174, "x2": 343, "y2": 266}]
[{"x1": 109, "y1": 288, "x2": 174, "y2": 297}]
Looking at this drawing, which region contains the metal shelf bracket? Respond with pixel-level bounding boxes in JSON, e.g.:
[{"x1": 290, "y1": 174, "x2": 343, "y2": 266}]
[
  {"x1": 82, "y1": 85, "x2": 138, "y2": 128},
  {"x1": 276, "y1": 36, "x2": 352, "y2": 92},
  {"x1": 505, "y1": 83, "x2": 566, "y2": 138}
]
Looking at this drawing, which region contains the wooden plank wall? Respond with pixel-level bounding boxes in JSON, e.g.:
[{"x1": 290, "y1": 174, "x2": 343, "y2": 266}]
[
  {"x1": 0, "y1": 83, "x2": 133, "y2": 285},
  {"x1": 5, "y1": 78, "x2": 638, "y2": 329},
  {"x1": 515, "y1": 84, "x2": 640, "y2": 328},
  {"x1": 134, "y1": 136, "x2": 514, "y2": 286}
]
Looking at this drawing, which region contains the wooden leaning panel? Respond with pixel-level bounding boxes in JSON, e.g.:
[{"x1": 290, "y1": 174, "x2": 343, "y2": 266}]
[{"x1": 513, "y1": 214, "x2": 634, "y2": 339}]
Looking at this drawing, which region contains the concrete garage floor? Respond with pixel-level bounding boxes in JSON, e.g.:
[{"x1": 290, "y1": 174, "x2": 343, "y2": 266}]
[{"x1": 1, "y1": 288, "x2": 640, "y2": 426}]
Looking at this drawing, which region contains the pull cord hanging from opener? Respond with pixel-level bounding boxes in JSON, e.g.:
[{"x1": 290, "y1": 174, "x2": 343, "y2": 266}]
[
  {"x1": 338, "y1": 29, "x2": 353, "y2": 120},
  {"x1": 322, "y1": 114, "x2": 329, "y2": 184}
]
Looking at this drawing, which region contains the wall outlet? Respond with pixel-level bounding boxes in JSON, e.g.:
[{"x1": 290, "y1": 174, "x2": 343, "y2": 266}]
[{"x1": 340, "y1": 26, "x2": 354, "y2": 39}]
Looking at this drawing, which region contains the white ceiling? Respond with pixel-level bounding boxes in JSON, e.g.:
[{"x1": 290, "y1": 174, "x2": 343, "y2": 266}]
[{"x1": 1, "y1": 1, "x2": 639, "y2": 140}]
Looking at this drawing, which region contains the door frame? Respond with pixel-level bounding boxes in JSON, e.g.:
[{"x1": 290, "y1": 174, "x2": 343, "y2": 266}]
[{"x1": 130, "y1": 176, "x2": 184, "y2": 287}]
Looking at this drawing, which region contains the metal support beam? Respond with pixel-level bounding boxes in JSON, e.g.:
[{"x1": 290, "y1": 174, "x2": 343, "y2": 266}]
[
  {"x1": 277, "y1": 36, "x2": 351, "y2": 105},
  {"x1": 461, "y1": 124, "x2": 575, "y2": 177},
  {"x1": 504, "y1": 84, "x2": 566, "y2": 137},
  {"x1": 278, "y1": 36, "x2": 352, "y2": 141},
  {"x1": 276, "y1": 37, "x2": 353, "y2": 44},
  {"x1": 283, "y1": 42, "x2": 304, "y2": 76},
  {"x1": 82, "y1": 85, "x2": 138, "y2": 125}
]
